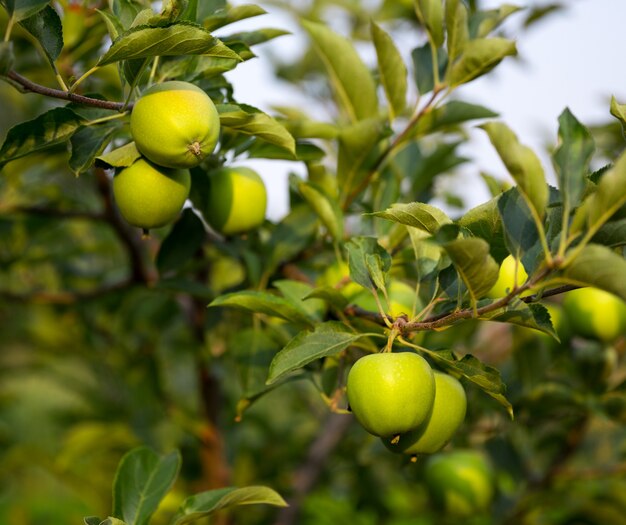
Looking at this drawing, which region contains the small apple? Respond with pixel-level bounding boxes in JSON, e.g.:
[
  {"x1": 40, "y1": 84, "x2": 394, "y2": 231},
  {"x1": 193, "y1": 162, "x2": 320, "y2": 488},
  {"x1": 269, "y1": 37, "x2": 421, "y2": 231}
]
[
  {"x1": 384, "y1": 371, "x2": 466, "y2": 455},
  {"x1": 487, "y1": 255, "x2": 531, "y2": 298},
  {"x1": 562, "y1": 287, "x2": 626, "y2": 342},
  {"x1": 203, "y1": 166, "x2": 267, "y2": 235},
  {"x1": 130, "y1": 81, "x2": 220, "y2": 169},
  {"x1": 347, "y1": 352, "x2": 435, "y2": 437},
  {"x1": 351, "y1": 281, "x2": 419, "y2": 318},
  {"x1": 316, "y1": 261, "x2": 362, "y2": 300},
  {"x1": 424, "y1": 450, "x2": 494, "y2": 517},
  {"x1": 112, "y1": 158, "x2": 190, "y2": 230}
]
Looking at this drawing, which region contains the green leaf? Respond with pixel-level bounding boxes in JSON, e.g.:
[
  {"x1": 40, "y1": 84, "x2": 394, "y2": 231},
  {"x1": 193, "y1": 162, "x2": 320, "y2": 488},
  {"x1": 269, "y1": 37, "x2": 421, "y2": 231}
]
[
  {"x1": 553, "y1": 108, "x2": 594, "y2": 215},
  {"x1": 298, "y1": 180, "x2": 343, "y2": 241},
  {"x1": 562, "y1": 244, "x2": 626, "y2": 301},
  {"x1": 69, "y1": 125, "x2": 117, "y2": 175},
  {"x1": 0, "y1": 41, "x2": 14, "y2": 75},
  {"x1": 156, "y1": 209, "x2": 206, "y2": 275},
  {"x1": 591, "y1": 218, "x2": 626, "y2": 248},
  {"x1": 273, "y1": 280, "x2": 326, "y2": 322},
  {"x1": 371, "y1": 202, "x2": 452, "y2": 234},
  {"x1": 203, "y1": 4, "x2": 266, "y2": 31},
  {"x1": 160, "y1": 55, "x2": 239, "y2": 81},
  {"x1": 345, "y1": 237, "x2": 392, "y2": 290},
  {"x1": 4, "y1": 0, "x2": 50, "y2": 21},
  {"x1": 97, "y1": 22, "x2": 241, "y2": 66},
  {"x1": 302, "y1": 20, "x2": 377, "y2": 123},
  {"x1": 480, "y1": 121, "x2": 548, "y2": 220},
  {"x1": 457, "y1": 197, "x2": 508, "y2": 262},
  {"x1": 419, "y1": 348, "x2": 513, "y2": 418},
  {"x1": 96, "y1": 142, "x2": 142, "y2": 169},
  {"x1": 174, "y1": 486, "x2": 286, "y2": 525},
  {"x1": 412, "y1": 100, "x2": 497, "y2": 138},
  {"x1": 610, "y1": 96, "x2": 626, "y2": 137},
  {"x1": 217, "y1": 103, "x2": 296, "y2": 156},
  {"x1": 96, "y1": 8, "x2": 123, "y2": 40},
  {"x1": 18, "y1": 5, "x2": 62, "y2": 67},
  {"x1": 112, "y1": 447, "x2": 181, "y2": 525},
  {"x1": 99, "y1": 519, "x2": 128, "y2": 525},
  {"x1": 574, "y1": 149, "x2": 626, "y2": 239},
  {"x1": 222, "y1": 27, "x2": 289, "y2": 47},
  {"x1": 414, "y1": 0, "x2": 444, "y2": 47},
  {"x1": 371, "y1": 21, "x2": 407, "y2": 119},
  {"x1": 306, "y1": 287, "x2": 349, "y2": 311},
  {"x1": 445, "y1": 0, "x2": 469, "y2": 64},
  {"x1": 267, "y1": 322, "x2": 382, "y2": 384},
  {"x1": 470, "y1": 4, "x2": 522, "y2": 38},
  {"x1": 83, "y1": 518, "x2": 102, "y2": 525},
  {"x1": 497, "y1": 186, "x2": 540, "y2": 260},
  {"x1": 443, "y1": 237, "x2": 499, "y2": 302},
  {"x1": 485, "y1": 301, "x2": 558, "y2": 340},
  {"x1": 0, "y1": 107, "x2": 84, "y2": 167},
  {"x1": 448, "y1": 38, "x2": 517, "y2": 87},
  {"x1": 209, "y1": 291, "x2": 315, "y2": 327},
  {"x1": 411, "y1": 43, "x2": 447, "y2": 95}
]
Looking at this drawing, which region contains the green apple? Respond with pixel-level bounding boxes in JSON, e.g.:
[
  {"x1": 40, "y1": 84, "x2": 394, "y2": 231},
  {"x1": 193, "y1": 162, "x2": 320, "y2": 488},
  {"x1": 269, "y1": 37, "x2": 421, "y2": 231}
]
[
  {"x1": 487, "y1": 255, "x2": 531, "y2": 298},
  {"x1": 347, "y1": 352, "x2": 435, "y2": 437},
  {"x1": 424, "y1": 450, "x2": 494, "y2": 517},
  {"x1": 351, "y1": 281, "x2": 419, "y2": 318},
  {"x1": 203, "y1": 166, "x2": 267, "y2": 235},
  {"x1": 130, "y1": 81, "x2": 220, "y2": 169},
  {"x1": 113, "y1": 158, "x2": 190, "y2": 230},
  {"x1": 562, "y1": 287, "x2": 626, "y2": 342},
  {"x1": 384, "y1": 371, "x2": 466, "y2": 455},
  {"x1": 317, "y1": 261, "x2": 362, "y2": 300}
]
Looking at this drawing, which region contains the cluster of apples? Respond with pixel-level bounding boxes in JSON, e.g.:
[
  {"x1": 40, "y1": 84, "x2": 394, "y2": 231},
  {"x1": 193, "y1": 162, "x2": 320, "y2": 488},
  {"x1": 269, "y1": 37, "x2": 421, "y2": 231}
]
[
  {"x1": 113, "y1": 81, "x2": 267, "y2": 235},
  {"x1": 347, "y1": 352, "x2": 467, "y2": 457}
]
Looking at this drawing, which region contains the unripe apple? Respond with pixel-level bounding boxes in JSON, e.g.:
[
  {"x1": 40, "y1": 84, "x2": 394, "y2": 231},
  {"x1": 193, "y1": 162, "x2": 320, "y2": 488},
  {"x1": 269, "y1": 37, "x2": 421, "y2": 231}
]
[
  {"x1": 487, "y1": 255, "x2": 531, "y2": 298},
  {"x1": 351, "y1": 281, "x2": 419, "y2": 318},
  {"x1": 130, "y1": 81, "x2": 220, "y2": 169},
  {"x1": 563, "y1": 287, "x2": 626, "y2": 342},
  {"x1": 112, "y1": 158, "x2": 190, "y2": 230},
  {"x1": 347, "y1": 352, "x2": 435, "y2": 437},
  {"x1": 203, "y1": 166, "x2": 267, "y2": 235},
  {"x1": 384, "y1": 371, "x2": 466, "y2": 455}
]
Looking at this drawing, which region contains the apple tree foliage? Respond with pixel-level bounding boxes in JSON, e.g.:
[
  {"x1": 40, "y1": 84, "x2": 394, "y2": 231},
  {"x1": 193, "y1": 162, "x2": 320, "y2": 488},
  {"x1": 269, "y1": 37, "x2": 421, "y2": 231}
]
[{"x1": 1, "y1": 0, "x2": 626, "y2": 524}]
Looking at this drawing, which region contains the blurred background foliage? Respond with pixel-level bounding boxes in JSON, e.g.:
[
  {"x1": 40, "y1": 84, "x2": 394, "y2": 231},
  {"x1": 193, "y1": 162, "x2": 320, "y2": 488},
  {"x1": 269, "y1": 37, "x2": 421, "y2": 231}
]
[{"x1": 1, "y1": 1, "x2": 626, "y2": 525}]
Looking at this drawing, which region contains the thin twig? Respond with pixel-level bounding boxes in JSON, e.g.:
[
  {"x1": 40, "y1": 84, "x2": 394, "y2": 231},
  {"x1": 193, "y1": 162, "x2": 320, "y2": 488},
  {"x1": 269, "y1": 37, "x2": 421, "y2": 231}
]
[{"x1": 6, "y1": 70, "x2": 129, "y2": 111}]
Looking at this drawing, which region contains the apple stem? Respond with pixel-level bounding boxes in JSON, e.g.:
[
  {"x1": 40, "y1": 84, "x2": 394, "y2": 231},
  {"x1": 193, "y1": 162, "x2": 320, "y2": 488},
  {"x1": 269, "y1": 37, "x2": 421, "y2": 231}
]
[{"x1": 189, "y1": 141, "x2": 202, "y2": 157}]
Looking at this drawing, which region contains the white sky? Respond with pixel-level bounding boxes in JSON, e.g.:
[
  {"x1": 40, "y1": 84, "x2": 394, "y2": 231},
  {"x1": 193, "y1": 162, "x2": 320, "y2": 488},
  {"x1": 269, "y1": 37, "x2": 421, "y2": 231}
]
[{"x1": 223, "y1": 0, "x2": 626, "y2": 220}]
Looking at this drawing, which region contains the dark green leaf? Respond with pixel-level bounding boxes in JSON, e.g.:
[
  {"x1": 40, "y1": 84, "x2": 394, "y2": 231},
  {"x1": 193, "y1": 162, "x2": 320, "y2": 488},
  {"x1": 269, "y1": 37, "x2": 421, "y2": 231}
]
[
  {"x1": 371, "y1": 21, "x2": 407, "y2": 118},
  {"x1": 96, "y1": 8, "x2": 123, "y2": 40},
  {"x1": 553, "y1": 108, "x2": 594, "y2": 217},
  {"x1": 69, "y1": 125, "x2": 117, "y2": 175},
  {"x1": 443, "y1": 237, "x2": 499, "y2": 302},
  {"x1": 209, "y1": 291, "x2": 315, "y2": 327},
  {"x1": 306, "y1": 287, "x2": 350, "y2": 311},
  {"x1": 562, "y1": 244, "x2": 626, "y2": 301},
  {"x1": 222, "y1": 28, "x2": 289, "y2": 47},
  {"x1": 174, "y1": 486, "x2": 286, "y2": 525},
  {"x1": 113, "y1": 447, "x2": 181, "y2": 525},
  {"x1": 457, "y1": 197, "x2": 508, "y2": 262},
  {"x1": 18, "y1": 4, "x2": 62, "y2": 66},
  {"x1": 485, "y1": 301, "x2": 558, "y2": 340},
  {"x1": 448, "y1": 38, "x2": 517, "y2": 87},
  {"x1": 0, "y1": 107, "x2": 84, "y2": 167},
  {"x1": 412, "y1": 101, "x2": 497, "y2": 138},
  {"x1": 203, "y1": 4, "x2": 266, "y2": 32},
  {"x1": 266, "y1": 204, "x2": 318, "y2": 273},
  {"x1": 591, "y1": 218, "x2": 626, "y2": 248},
  {"x1": 371, "y1": 202, "x2": 451, "y2": 234},
  {"x1": 415, "y1": 0, "x2": 444, "y2": 47},
  {"x1": 83, "y1": 518, "x2": 102, "y2": 525},
  {"x1": 302, "y1": 20, "x2": 378, "y2": 122},
  {"x1": 411, "y1": 43, "x2": 447, "y2": 95},
  {"x1": 4, "y1": 0, "x2": 49, "y2": 21},
  {"x1": 97, "y1": 22, "x2": 241, "y2": 66},
  {"x1": 156, "y1": 209, "x2": 206, "y2": 275},
  {"x1": 217, "y1": 103, "x2": 296, "y2": 156},
  {"x1": 273, "y1": 280, "x2": 326, "y2": 322},
  {"x1": 298, "y1": 180, "x2": 343, "y2": 241},
  {"x1": 0, "y1": 41, "x2": 14, "y2": 75},
  {"x1": 96, "y1": 142, "x2": 141, "y2": 169},
  {"x1": 480, "y1": 121, "x2": 548, "y2": 220},
  {"x1": 497, "y1": 186, "x2": 540, "y2": 261},
  {"x1": 345, "y1": 237, "x2": 392, "y2": 290},
  {"x1": 267, "y1": 322, "x2": 382, "y2": 384}
]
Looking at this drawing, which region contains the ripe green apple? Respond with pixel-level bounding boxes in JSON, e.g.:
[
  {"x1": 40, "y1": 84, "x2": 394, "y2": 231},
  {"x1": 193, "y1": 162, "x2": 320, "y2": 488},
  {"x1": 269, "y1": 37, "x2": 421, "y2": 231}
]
[
  {"x1": 424, "y1": 450, "x2": 494, "y2": 517},
  {"x1": 347, "y1": 352, "x2": 435, "y2": 437},
  {"x1": 112, "y1": 158, "x2": 190, "y2": 230},
  {"x1": 384, "y1": 371, "x2": 466, "y2": 455},
  {"x1": 130, "y1": 81, "x2": 220, "y2": 169},
  {"x1": 351, "y1": 281, "x2": 419, "y2": 318},
  {"x1": 562, "y1": 287, "x2": 626, "y2": 342},
  {"x1": 487, "y1": 255, "x2": 531, "y2": 298},
  {"x1": 317, "y1": 261, "x2": 362, "y2": 300},
  {"x1": 203, "y1": 166, "x2": 267, "y2": 235}
]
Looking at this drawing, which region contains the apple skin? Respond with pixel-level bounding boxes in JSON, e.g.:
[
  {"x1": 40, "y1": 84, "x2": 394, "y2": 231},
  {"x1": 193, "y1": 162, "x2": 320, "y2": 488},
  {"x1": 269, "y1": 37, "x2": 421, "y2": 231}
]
[
  {"x1": 317, "y1": 261, "x2": 362, "y2": 300},
  {"x1": 203, "y1": 166, "x2": 267, "y2": 235},
  {"x1": 347, "y1": 352, "x2": 435, "y2": 437},
  {"x1": 562, "y1": 287, "x2": 626, "y2": 342},
  {"x1": 113, "y1": 158, "x2": 190, "y2": 230},
  {"x1": 424, "y1": 450, "x2": 494, "y2": 517},
  {"x1": 130, "y1": 81, "x2": 220, "y2": 169},
  {"x1": 384, "y1": 371, "x2": 466, "y2": 455},
  {"x1": 487, "y1": 255, "x2": 531, "y2": 298}
]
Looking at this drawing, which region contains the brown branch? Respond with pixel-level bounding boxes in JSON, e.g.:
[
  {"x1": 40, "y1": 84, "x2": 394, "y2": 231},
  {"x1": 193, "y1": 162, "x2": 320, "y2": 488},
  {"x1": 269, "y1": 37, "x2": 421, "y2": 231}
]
[
  {"x1": 275, "y1": 413, "x2": 353, "y2": 525},
  {"x1": 6, "y1": 70, "x2": 128, "y2": 111}
]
